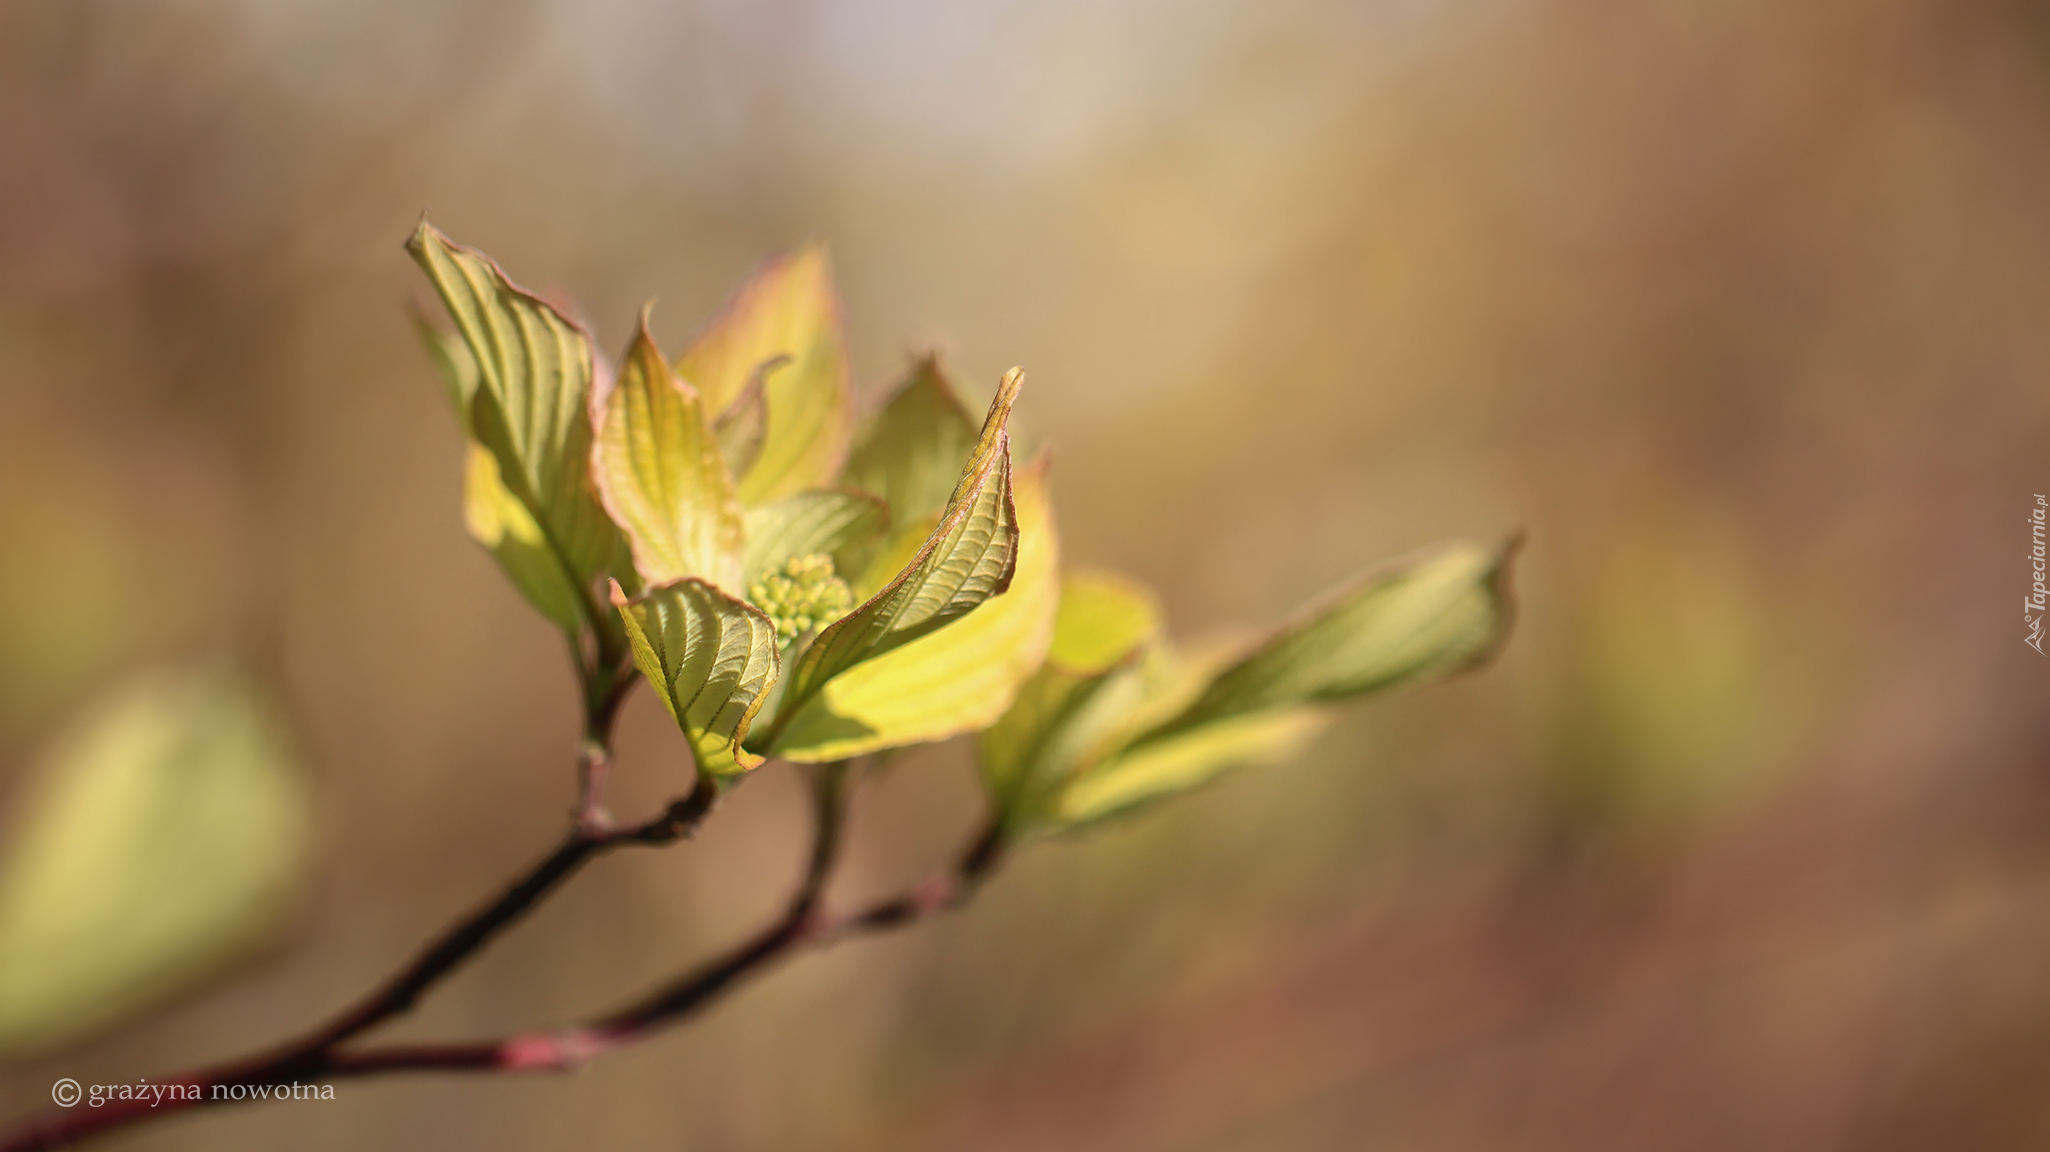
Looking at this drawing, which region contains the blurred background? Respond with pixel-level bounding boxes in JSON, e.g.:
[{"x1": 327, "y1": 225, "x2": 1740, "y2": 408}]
[{"x1": 3, "y1": 0, "x2": 2050, "y2": 1147}]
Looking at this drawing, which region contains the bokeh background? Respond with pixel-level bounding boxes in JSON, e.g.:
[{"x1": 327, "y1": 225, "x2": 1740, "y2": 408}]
[{"x1": 4, "y1": 0, "x2": 2050, "y2": 1147}]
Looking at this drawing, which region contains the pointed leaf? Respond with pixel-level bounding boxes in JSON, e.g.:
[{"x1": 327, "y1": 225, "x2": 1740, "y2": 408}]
[
  {"x1": 843, "y1": 356, "x2": 980, "y2": 525},
  {"x1": 773, "y1": 457, "x2": 1060, "y2": 761},
  {"x1": 1040, "y1": 538, "x2": 1518, "y2": 828},
  {"x1": 612, "y1": 578, "x2": 780, "y2": 779},
  {"x1": 758, "y1": 369, "x2": 1025, "y2": 749},
  {"x1": 1145, "y1": 538, "x2": 1519, "y2": 741},
  {"x1": 0, "y1": 666, "x2": 310, "y2": 1057},
  {"x1": 591, "y1": 310, "x2": 746, "y2": 592},
  {"x1": 742, "y1": 490, "x2": 889, "y2": 589},
  {"x1": 676, "y1": 246, "x2": 851, "y2": 504},
  {"x1": 408, "y1": 223, "x2": 618, "y2": 621}
]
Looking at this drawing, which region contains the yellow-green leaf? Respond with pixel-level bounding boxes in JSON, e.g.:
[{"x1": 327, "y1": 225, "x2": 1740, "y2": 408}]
[
  {"x1": 842, "y1": 356, "x2": 979, "y2": 525},
  {"x1": 464, "y1": 443, "x2": 587, "y2": 630},
  {"x1": 773, "y1": 457, "x2": 1060, "y2": 761},
  {"x1": 758, "y1": 368, "x2": 1025, "y2": 749},
  {"x1": 591, "y1": 309, "x2": 746, "y2": 593},
  {"x1": 612, "y1": 578, "x2": 780, "y2": 779},
  {"x1": 411, "y1": 306, "x2": 478, "y2": 423},
  {"x1": 742, "y1": 490, "x2": 889, "y2": 590},
  {"x1": 978, "y1": 570, "x2": 1161, "y2": 819},
  {"x1": 408, "y1": 222, "x2": 618, "y2": 622},
  {"x1": 0, "y1": 666, "x2": 310, "y2": 1058},
  {"x1": 1054, "y1": 708, "x2": 1328, "y2": 826},
  {"x1": 1148, "y1": 537, "x2": 1519, "y2": 739},
  {"x1": 676, "y1": 246, "x2": 851, "y2": 505}
]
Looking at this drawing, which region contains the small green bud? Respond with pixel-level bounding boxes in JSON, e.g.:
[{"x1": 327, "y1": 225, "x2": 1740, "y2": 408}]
[{"x1": 748, "y1": 554, "x2": 855, "y2": 641}]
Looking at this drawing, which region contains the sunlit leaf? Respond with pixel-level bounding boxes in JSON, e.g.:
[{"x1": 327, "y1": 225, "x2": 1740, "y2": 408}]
[
  {"x1": 978, "y1": 570, "x2": 1159, "y2": 820},
  {"x1": 591, "y1": 310, "x2": 746, "y2": 593},
  {"x1": 742, "y1": 490, "x2": 889, "y2": 591},
  {"x1": 842, "y1": 356, "x2": 979, "y2": 525},
  {"x1": 675, "y1": 246, "x2": 851, "y2": 505},
  {"x1": 756, "y1": 369, "x2": 1024, "y2": 750},
  {"x1": 773, "y1": 457, "x2": 1060, "y2": 761},
  {"x1": 712, "y1": 356, "x2": 779, "y2": 482},
  {"x1": 411, "y1": 306, "x2": 477, "y2": 421},
  {"x1": 408, "y1": 222, "x2": 618, "y2": 627},
  {"x1": 612, "y1": 578, "x2": 780, "y2": 779},
  {"x1": 0, "y1": 667, "x2": 310, "y2": 1058},
  {"x1": 464, "y1": 443, "x2": 586, "y2": 630}
]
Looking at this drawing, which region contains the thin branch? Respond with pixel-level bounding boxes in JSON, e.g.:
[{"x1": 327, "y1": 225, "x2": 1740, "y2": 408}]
[{"x1": 0, "y1": 788, "x2": 1005, "y2": 1151}]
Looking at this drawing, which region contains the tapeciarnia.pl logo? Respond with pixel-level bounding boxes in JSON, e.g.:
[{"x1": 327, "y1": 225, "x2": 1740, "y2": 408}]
[{"x1": 2028, "y1": 495, "x2": 2047, "y2": 656}]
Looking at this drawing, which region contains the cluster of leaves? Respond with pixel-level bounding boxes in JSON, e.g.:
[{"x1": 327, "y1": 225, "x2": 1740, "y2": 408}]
[
  {"x1": 409, "y1": 223, "x2": 1519, "y2": 832},
  {"x1": 0, "y1": 225, "x2": 1516, "y2": 1078}
]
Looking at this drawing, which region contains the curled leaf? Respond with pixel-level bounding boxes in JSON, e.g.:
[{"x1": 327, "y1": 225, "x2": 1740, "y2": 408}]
[
  {"x1": 612, "y1": 578, "x2": 781, "y2": 780},
  {"x1": 773, "y1": 456, "x2": 1061, "y2": 762},
  {"x1": 758, "y1": 368, "x2": 1025, "y2": 749}
]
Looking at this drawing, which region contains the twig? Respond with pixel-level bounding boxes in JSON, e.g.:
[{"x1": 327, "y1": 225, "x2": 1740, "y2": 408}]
[{"x1": 0, "y1": 763, "x2": 1007, "y2": 1151}]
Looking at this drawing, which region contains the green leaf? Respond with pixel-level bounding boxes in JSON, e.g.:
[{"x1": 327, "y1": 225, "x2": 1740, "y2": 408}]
[
  {"x1": 676, "y1": 246, "x2": 851, "y2": 505},
  {"x1": 773, "y1": 456, "x2": 1061, "y2": 762},
  {"x1": 612, "y1": 578, "x2": 781, "y2": 779},
  {"x1": 1045, "y1": 570, "x2": 1161, "y2": 674},
  {"x1": 416, "y1": 311, "x2": 589, "y2": 631},
  {"x1": 987, "y1": 539, "x2": 1519, "y2": 831},
  {"x1": 712, "y1": 356, "x2": 779, "y2": 481},
  {"x1": 742, "y1": 490, "x2": 889, "y2": 591},
  {"x1": 408, "y1": 222, "x2": 618, "y2": 627},
  {"x1": 1144, "y1": 538, "x2": 1519, "y2": 741},
  {"x1": 977, "y1": 570, "x2": 1161, "y2": 817},
  {"x1": 1054, "y1": 709, "x2": 1328, "y2": 826},
  {"x1": 591, "y1": 309, "x2": 747, "y2": 593},
  {"x1": 758, "y1": 368, "x2": 1026, "y2": 750},
  {"x1": 0, "y1": 666, "x2": 310, "y2": 1058},
  {"x1": 842, "y1": 356, "x2": 979, "y2": 525},
  {"x1": 411, "y1": 306, "x2": 478, "y2": 422},
  {"x1": 464, "y1": 443, "x2": 587, "y2": 630}
]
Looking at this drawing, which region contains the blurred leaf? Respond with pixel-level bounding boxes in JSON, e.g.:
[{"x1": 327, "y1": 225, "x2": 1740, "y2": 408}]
[
  {"x1": 711, "y1": 356, "x2": 779, "y2": 481},
  {"x1": 675, "y1": 247, "x2": 851, "y2": 505},
  {"x1": 411, "y1": 306, "x2": 477, "y2": 422},
  {"x1": 995, "y1": 540, "x2": 1517, "y2": 830},
  {"x1": 842, "y1": 356, "x2": 979, "y2": 525},
  {"x1": 758, "y1": 369, "x2": 1024, "y2": 749},
  {"x1": 408, "y1": 222, "x2": 618, "y2": 628},
  {"x1": 612, "y1": 578, "x2": 780, "y2": 780},
  {"x1": 978, "y1": 570, "x2": 1160, "y2": 821},
  {"x1": 0, "y1": 667, "x2": 310, "y2": 1058},
  {"x1": 591, "y1": 310, "x2": 746, "y2": 593},
  {"x1": 1546, "y1": 504, "x2": 1815, "y2": 853},
  {"x1": 1056, "y1": 708, "x2": 1328, "y2": 826},
  {"x1": 1146, "y1": 538, "x2": 1519, "y2": 741},
  {"x1": 1045, "y1": 570, "x2": 1161, "y2": 674},
  {"x1": 742, "y1": 490, "x2": 889, "y2": 591},
  {"x1": 774, "y1": 456, "x2": 1060, "y2": 762}
]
